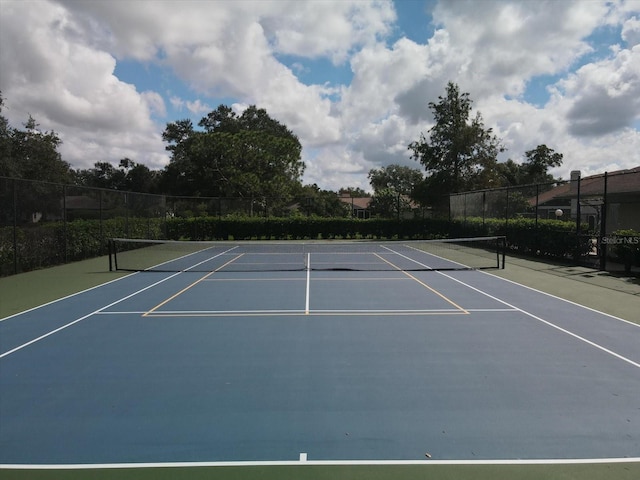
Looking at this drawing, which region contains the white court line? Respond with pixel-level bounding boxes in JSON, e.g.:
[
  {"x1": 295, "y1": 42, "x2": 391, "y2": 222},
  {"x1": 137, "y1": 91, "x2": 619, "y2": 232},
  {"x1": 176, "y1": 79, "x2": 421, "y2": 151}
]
[
  {"x1": 0, "y1": 273, "x2": 137, "y2": 322},
  {"x1": 305, "y1": 253, "x2": 311, "y2": 314},
  {"x1": 1, "y1": 246, "x2": 241, "y2": 323},
  {"x1": 0, "y1": 272, "x2": 184, "y2": 359},
  {"x1": 2, "y1": 457, "x2": 638, "y2": 469},
  {"x1": 439, "y1": 271, "x2": 640, "y2": 370},
  {"x1": 382, "y1": 245, "x2": 640, "y2": 370},
  {"x1": 1, "y1": 246, "x2": 243, "y2": 358},
  {"x1": 465, "y1": 308, "x2": 519, "y2": 312},
  {"x1": 96, "y1": 308, "x2": 517, "y2": 316},
  {"x1": 138, "y1": 309, "x2": 468, "y2": 317},
  {"x1": 484, "y1": 272, "x2": 640, "y2": 328},
  {"x1": 96, "y1": 311, "x2": 149, "y2": 315},
  {"x1": 203, "y1": 277, "x2": 304, "y2": 281}
]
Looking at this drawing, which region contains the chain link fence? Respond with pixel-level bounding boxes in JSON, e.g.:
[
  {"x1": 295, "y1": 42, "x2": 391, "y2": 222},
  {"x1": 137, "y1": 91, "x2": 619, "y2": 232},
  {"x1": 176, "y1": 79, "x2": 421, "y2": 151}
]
[
  {"x1": 449, "y1": 168, "x2": 640, "y2": 272},
  {"x1": 3, "y1": 169, "x2": 638, "y2": 276},
  {"x1": 0, "y1": 176, "x2": 356, "y2": 276}
]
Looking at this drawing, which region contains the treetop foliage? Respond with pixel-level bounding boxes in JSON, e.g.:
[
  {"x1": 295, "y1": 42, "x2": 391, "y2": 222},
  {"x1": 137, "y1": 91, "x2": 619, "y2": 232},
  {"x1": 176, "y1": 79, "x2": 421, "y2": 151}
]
[
  {"x1": 408, "y1": 82, "x2": 563, "y2": 204},
  {"x1": 198, "y1": 105, "x2": 297, "y2": 140},
  {"x1": 1, "y1": 90, "x2": 564, "y2": 213},
  {"x1": 0, "y1": 92, "x2": 73, "y2": 184},
  {"x1": 368, "y1": 164, "x2": 424, "y2": 197},
  {"x1": 161, "y1": 104, "x2": 304, "y2": 199},
  {"x1": 408, "y1": 82, "x2": 505, "y2": 204}
]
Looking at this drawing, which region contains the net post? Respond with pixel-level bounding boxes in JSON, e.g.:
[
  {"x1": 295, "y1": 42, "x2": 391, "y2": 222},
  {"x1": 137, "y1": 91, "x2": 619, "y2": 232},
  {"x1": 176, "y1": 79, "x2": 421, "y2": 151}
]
[
  {"x1": 108, "y1": 239, "x2": 113, "y2": 271},
  {"x1": 108, "y1": 239, "x2": 118, "y2": 271},
  {"x1": 499, "y1": 236, "x2": 506, "y2": 269}
]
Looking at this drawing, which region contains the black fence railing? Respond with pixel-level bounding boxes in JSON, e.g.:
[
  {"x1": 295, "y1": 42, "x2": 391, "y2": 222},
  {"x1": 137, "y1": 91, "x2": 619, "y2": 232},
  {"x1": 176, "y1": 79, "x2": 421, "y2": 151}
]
[
  {"x1": 0, "y1": 176, "x2": 360, "y2": 276},
  {"x1": 449, "y1": 168, "x2": 640, "y2": 271},
  {"x1": 2, "y1": 169, "x2": 638, "y2": 276}
]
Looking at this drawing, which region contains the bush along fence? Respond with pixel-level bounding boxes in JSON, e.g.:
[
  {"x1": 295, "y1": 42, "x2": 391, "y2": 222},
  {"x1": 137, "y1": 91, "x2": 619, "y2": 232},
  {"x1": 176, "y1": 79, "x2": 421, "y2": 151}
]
[
  {"x1": 449, "y1": 168, "x2": 640, "y2": 272},
  {"x1": 2, "y1": 174, "x2": 638, "y2": 276}
]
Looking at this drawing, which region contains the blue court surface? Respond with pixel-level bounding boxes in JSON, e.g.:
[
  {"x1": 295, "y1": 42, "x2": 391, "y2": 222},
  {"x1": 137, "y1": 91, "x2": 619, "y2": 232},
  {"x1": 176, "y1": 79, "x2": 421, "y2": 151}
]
[{"x1": 1, "y1": 242, "x2": 639, "y2": 468}]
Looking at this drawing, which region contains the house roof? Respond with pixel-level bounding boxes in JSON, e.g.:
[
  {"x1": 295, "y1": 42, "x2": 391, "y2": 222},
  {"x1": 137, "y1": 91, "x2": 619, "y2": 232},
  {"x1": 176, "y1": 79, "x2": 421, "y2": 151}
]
[
  {"x1": 530, "y1": 166, "x2": 640, "y2": 206},
  {"x1": 337, "y1": 194, "x2": 422, "y2": 210},
  {"x1": 338, "y1": 195, "x2": 371, "y2": 210}
]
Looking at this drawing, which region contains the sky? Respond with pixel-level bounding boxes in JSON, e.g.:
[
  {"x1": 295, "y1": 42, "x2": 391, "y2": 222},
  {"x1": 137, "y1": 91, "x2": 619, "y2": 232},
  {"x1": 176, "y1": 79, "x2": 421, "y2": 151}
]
[{"x1": 1, "y1": 0, "x2": 639, "y2": 192}]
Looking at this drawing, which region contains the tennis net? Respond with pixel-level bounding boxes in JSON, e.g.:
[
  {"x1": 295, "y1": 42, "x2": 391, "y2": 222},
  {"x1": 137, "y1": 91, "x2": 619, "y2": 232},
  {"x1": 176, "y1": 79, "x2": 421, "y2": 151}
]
[{"x1": 108, "y1": 236, "x2": 506, "y2": 273}]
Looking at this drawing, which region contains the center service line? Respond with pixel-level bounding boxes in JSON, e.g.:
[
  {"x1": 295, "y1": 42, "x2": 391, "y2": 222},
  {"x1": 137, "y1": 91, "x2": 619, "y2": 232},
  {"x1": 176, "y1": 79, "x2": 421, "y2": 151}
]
[{"x1": 305, "y1": 253, "x2": 311, "y2": 314}]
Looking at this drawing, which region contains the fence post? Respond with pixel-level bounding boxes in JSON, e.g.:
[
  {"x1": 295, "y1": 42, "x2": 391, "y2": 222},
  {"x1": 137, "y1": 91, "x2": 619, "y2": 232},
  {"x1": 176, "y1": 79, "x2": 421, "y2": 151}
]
[
  {"x1": 62, "y1": 184, "x2": 68, "y2": 264},
  {"x1": 108, "y1": 239, "x2": 113, "y2": 272},
  {"x1": 535, "y1": 183, "x2": 539, "y2": 254},
  {"x1": 463, "y1": 193, "x2": 467, "y2": 227},
  {"x1": 99, "y1": 189, "x2": 104, "y2": 252},
  {"x1": 124, "y1": 193, "x2": 129, "y2": 237},
  {"x1": 575, "y1": 173, "x2": 581, "y2": 236},
  {"x1": 600, "y1": 172, "x2": 608, "y2": 270},
  {"x1": 505, "y1": 187, "x2": 510, "y2": 233},
  {"x1": 12, "y1": 178, "x2": 18, "y2": 275},
  {"x1": 575, "y1": 172, "x2": 581, "y2": 261}
]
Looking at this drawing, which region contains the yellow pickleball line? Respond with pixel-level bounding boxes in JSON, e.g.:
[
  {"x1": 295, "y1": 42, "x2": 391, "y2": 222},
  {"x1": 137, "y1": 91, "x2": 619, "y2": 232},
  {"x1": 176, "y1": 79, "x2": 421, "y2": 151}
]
[
  {"x1": 143, "y1": 254, "x2": 245, "y2": 316},
  {"x1": 373, "y1": 253, "x2": 469, "y2": 314}
]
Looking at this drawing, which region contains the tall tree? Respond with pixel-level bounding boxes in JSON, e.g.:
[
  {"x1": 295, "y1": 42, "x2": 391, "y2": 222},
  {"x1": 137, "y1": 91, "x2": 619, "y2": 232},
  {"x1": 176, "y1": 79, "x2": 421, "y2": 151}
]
[
  {"x1": 338, "y1": 187, "x2": 370, "y2": 197},
  {"x1": 368, "y1": 188, "x2": 414, "y2": 219},
  {"x1": 367, "y1": 164, "x2": 423, "y2": 218},
  {"x1": 0, "y1": 111, "x2": 72, "y2": 184},
  {"x1": 521, "y1": 144, "x2": 563, "y2": 184},
  {"x1": 160, "y1": 105, "x2": 304, "y2": 200},
  {"x1": 0, "y1": 100, "x2": 73, "y2": 223},
  {"x1": 408, "y1": 82, "x2": 503, "y2": 205},
  {"x1": 118, "y1": 158, "x2": 158, "y2": 193},
  {"x1": 75, "y1": 158, "x2": 158, "y2": 192},
  {"x1": 296, "y1": 184, "x2": 350, "y2": 217},
  {"x1": 496, "y1": 145, "x2": 563, "y2": 187},
  {"x1": 368, "y1": 164, "x2": 423, "y2": 197}
]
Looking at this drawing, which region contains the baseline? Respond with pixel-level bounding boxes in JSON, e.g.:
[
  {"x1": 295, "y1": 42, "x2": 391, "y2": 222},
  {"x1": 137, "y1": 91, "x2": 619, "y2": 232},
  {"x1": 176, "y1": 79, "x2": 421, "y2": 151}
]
[{"x1": 3, "y1": 457, "x2": 639, "y2": 469}]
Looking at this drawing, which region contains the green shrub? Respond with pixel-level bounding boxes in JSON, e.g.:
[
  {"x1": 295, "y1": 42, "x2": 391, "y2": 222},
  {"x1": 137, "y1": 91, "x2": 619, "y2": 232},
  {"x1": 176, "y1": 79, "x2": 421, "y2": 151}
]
[
  {"x1": 609, "y1": 229, "x2": 640, "y2": 273},
  {"x1": 1, "y1": 213, "x2": 601, "y2": 276}
]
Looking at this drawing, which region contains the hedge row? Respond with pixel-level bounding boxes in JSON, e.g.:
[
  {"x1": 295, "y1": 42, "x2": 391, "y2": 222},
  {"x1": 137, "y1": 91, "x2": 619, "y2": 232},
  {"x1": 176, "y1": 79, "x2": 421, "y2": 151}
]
[
  {"x1": 0, "y1": 217, "x2": 164, "y2": 276},
  {"x1": 1, "y1": 215, "x2": 607, "y2": 276},
  {"x1": 164, "y1": 216, "x2": 454, "y2": 241},
  {"x1": 461, "y1": 217, "x2": 594, "y2": 259},
  {"x1": 164, "y1": 216, "x2": 595, "y2": 262}
]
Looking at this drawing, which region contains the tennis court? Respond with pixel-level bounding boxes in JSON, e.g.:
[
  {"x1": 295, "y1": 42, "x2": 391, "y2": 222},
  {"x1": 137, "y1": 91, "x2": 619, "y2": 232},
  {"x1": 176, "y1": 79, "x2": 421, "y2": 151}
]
[{"x1": 1, "y1": 238, "x2": 639, "y2": 479}]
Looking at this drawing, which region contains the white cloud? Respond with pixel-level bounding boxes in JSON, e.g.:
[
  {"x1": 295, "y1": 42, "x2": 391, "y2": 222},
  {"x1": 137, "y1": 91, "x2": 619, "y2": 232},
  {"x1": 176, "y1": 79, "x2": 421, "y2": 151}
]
[
  {"x1": 622, "y1": 15, "x2": 640, "y2": 46},
  {"x1": 142, "y1": 91, "x2": 167, "y2": 118},
  {"x1": 262, "y1": 0, "x2": 396, "y2": 64},
  {"x1": 1, "y1": 0, "x2": 638, "y2": 191},
  {"x1": 170, "y1": 97, "x2": 210, "y2": 116},
  {"x1": 558, "y1": 44, "x2": 640, "y2": 137},
  {"x1": 303, "y1": 145, "x2": 373, "y2": 192},
  {"x1": 429, "y1": 0, "x2": 608, "y2": 98},
  {"x1": 0, "y1": 0, "x2": 169, "y2": 169}
]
